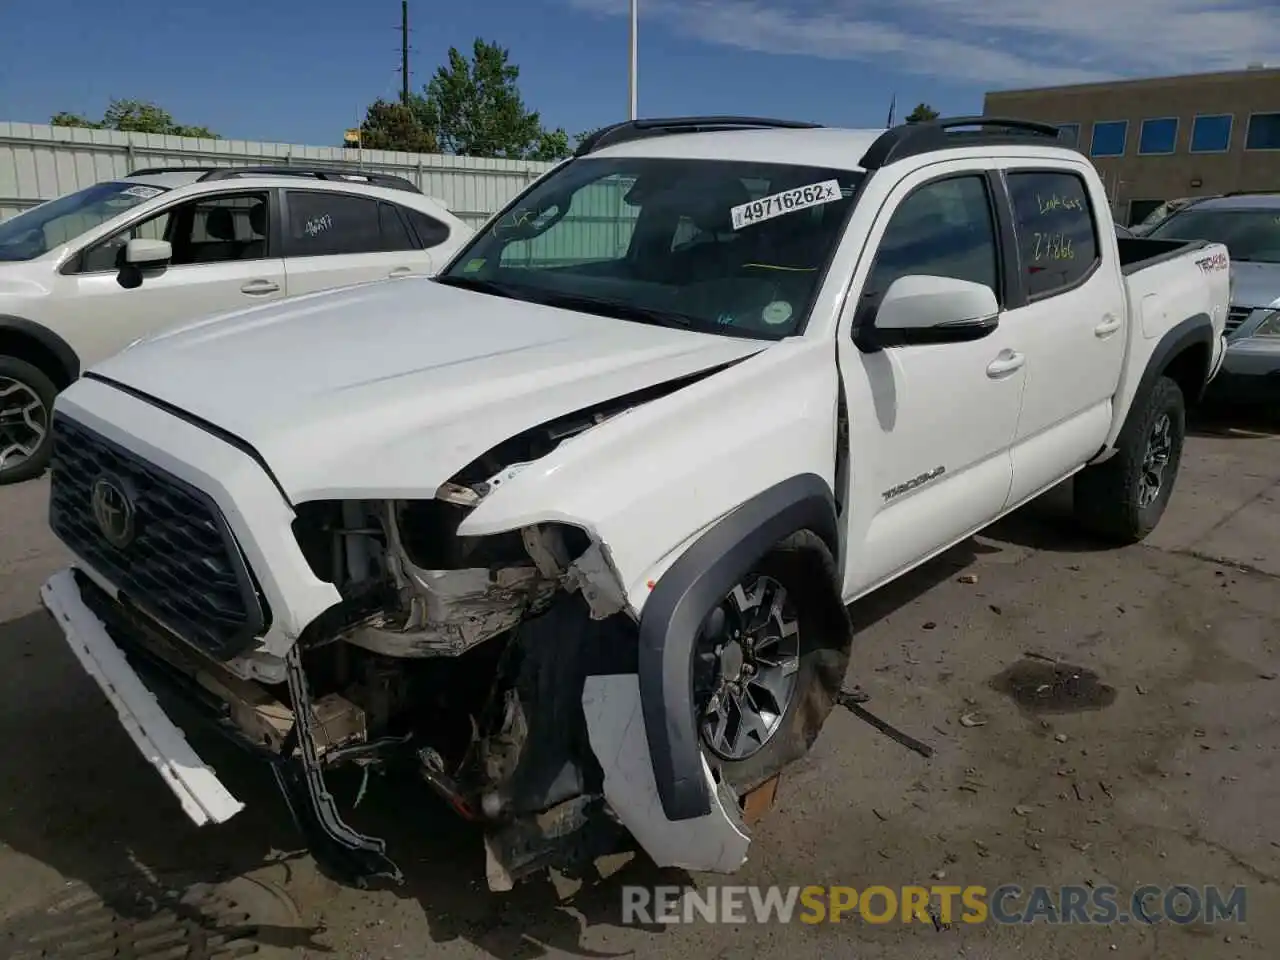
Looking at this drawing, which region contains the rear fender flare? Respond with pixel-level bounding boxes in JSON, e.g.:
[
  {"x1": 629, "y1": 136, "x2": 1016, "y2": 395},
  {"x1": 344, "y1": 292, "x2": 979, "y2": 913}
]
[
  {"x1": 636, "y1": 473, "x2": 840, "y2": 822},
  {"x1": 1117, "y1": 313, "x2": 1212, "y2": 447}
]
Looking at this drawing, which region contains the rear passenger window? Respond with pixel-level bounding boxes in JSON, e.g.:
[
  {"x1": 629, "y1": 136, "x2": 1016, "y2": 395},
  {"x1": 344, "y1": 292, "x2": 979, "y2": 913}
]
[
  {"x1": 285, "y1": 192, "x2": 382, "y2": 256},
  {"x1": 378, "y1": 202, "x2": 416, "y2": 252},
  {"x1": 866, "y1": 175, "x2": 999, "y2": 298},
  {"x1": 1005, "y1": 171, "x2": 1100, "y2": 298},
  {"x1": 404, "y1": 208, "x2": 451, "y2": 249}
]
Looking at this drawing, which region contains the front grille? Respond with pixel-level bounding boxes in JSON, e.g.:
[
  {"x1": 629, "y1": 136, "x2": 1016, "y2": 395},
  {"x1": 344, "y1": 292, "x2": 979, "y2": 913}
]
[
  {"x1": 1225, "y1": 307, "x2": 1253, "y2": 335},
  {"x1": 49, "y1": 414, "x2": 269, "y2": 659}
]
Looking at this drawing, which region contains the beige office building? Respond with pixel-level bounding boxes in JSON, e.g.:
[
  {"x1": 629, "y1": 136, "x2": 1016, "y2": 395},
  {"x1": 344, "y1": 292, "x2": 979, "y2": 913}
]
[{"x1": 984, "y1": 66, "x2": 1280, "y2": 225}]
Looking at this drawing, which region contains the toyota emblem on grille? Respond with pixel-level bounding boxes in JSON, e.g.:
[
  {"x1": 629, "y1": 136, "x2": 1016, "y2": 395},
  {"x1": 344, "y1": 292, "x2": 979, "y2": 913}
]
[{"x1": 91, "y1": 475, "x2": 136, "y2": 548}]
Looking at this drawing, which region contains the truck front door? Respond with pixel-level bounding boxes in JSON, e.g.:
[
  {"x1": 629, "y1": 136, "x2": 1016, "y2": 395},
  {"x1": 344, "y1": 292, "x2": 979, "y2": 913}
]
[{"x1": 836, "y1": 162, "x2": 1027, "y2": 598}]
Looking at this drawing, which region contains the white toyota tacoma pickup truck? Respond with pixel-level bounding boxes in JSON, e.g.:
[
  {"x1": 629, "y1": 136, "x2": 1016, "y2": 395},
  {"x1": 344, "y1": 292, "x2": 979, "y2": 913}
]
[{"x1": 39, "y1": 116, "x2": 1229, "y2": 889}]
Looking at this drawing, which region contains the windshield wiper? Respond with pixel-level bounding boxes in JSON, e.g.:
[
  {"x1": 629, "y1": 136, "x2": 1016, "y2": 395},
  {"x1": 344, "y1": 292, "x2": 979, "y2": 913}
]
[
  {"x1": 526, "y1": 291, "x2": 694, "y2": 330},
  {"x1": 433, "y1": 274, "x2": 529, "y2": 298}
]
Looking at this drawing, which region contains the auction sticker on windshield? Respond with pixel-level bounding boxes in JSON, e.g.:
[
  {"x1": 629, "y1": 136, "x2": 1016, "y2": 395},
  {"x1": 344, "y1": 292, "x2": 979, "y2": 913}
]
[{"x1": 731, "y1": 180, "x2": 842, "y2": 231}]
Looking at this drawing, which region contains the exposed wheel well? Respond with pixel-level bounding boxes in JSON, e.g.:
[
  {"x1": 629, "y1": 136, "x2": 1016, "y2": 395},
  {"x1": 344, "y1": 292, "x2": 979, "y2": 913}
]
[
  {"x1": 1161, "y1": 341, "x2": 1210, "y2": 406},
  {"x1": 0, "y1": 328, "x2": 75, "y2": 390}
]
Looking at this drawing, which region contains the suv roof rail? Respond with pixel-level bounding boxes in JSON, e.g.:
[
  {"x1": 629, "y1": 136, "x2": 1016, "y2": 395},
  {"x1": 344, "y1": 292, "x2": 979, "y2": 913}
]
[
  {"x1": 574, "y1": 116, "x2": 824, "y2": 157},
  {"x1": 859, "y1": 116, "x2": 1070, "y2": 169},
  {"x1": 127, "y1": 166, "x2": 220, "y2": 177},
  {"x1": 196, "y1": 166, "x2": 422, "y2": 193}
]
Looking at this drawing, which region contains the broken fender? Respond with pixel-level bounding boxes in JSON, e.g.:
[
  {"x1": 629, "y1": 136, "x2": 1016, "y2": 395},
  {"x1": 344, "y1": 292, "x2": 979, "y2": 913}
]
[{"x1": 457, "y1": 339, "x2": 841, "y2": 613}]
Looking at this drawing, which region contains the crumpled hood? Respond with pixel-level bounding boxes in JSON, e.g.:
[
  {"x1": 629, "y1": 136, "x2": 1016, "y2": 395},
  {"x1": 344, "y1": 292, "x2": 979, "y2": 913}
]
[
  {"x1": 90, "y1": 278, "x2": 765, "y2": 501},
  {"x1": 1230, "y1": 260, "x2": 1280, "y2": 310}
]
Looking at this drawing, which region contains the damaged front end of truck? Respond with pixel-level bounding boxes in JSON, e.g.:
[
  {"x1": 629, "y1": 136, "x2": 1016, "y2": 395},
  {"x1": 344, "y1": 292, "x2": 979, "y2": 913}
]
[{"x1": 44, "y1": 364, "x2": 792, "y2": 892}]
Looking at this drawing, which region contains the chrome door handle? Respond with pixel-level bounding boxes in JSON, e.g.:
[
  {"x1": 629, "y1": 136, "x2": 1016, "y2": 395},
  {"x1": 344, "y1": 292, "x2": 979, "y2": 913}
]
[
  {"x1": 241, "y1": 279, "x2": 280, "y2": 295},
  {"x1": 1094, "y1": 314, "x2": 1122, "y2": 337},
  {"x1": 986, "y1": 350, "x2": 1025, "y2": 378},
  {"x1": 388, "y1": 266, "x2": 413, "y2": 278}
]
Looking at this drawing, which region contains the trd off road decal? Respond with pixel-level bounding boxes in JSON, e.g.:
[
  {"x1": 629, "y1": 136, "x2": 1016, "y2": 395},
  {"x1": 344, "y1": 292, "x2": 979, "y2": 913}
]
[
  {"x1": 1195, "y1": 251, "x2": 1228, "y2": 273},
  {"x1": 731, "y1": 180, "x2": 842, "y2": 230}
]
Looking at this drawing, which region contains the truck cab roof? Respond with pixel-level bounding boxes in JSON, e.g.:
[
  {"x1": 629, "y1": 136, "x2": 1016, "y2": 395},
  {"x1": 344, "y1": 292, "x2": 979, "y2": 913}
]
[{"x1": 580, "y1": 115, "x2": 1083, "y2": 173}]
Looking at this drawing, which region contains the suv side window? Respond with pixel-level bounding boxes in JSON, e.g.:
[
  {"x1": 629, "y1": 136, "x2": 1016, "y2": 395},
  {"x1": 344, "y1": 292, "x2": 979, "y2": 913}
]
[
  {"x1": 402, "y1": 207, "x2": 451, "y2": 249},
  {"x1": 76, "y1": 191, "x2": 270, "y2": 273},
  {"x1": 378, "y1": 202, "x2": 416, "y2": 252},
  {"x1": 1004, "y1": 170, "x2": 1100, "y2": 298},
  {"x1": 285, "y1": 191, "x2": 383, "y2": 257},
  {"x1": 864, "y1": 175, "x2": 1000, "y2": 303}
]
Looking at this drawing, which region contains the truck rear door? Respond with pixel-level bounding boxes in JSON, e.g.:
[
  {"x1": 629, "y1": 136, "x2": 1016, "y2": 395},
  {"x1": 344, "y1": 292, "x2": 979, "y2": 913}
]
[{"x1": 992, "y1": 161, "x2": 1127, "y2": 508}]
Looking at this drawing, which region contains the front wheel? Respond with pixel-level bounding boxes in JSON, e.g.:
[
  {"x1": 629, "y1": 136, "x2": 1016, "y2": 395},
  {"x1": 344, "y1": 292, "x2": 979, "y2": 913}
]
[
  {"x1": 692, "y1": 534, "x2": 852, "y2": 794},
  {"x1": 0, "y1": 356, "x2": 57, "y2": 486},
  {"x1": 1074, "y1": 375, "x2": 1186, "y2": 543}
]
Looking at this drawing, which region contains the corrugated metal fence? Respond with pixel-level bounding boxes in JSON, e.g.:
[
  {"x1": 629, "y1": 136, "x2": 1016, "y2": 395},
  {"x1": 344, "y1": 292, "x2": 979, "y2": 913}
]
[{"x1": 0, "y1": 121, "x2": 557, "y2": 229}]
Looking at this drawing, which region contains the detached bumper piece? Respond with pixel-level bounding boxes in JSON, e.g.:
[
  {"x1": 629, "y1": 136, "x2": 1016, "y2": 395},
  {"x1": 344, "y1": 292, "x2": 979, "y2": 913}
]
[
  {"x1": 39, "y1": 569, "x2": 245, "y2": 826},
  {"x1": 40, "y1": 568, "x2": 402, "y2": 889},
  {"x1": 273, "y1": 644, "x2": 403, "y2": 888}
]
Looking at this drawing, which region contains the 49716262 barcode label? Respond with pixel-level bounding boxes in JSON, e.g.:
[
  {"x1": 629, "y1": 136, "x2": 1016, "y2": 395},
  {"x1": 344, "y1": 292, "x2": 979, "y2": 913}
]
[{"x1": 730, "y1": 179, "x2": 843, "y2": 231}]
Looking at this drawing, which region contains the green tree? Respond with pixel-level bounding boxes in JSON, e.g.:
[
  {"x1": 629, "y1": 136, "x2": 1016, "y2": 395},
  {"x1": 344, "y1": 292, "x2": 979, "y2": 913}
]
[
  {"x1": 905, "y1": 102, "x2": 940, "y2": 123},
  {"x1": 530, "y1": 128, "x2": 570, "y2": 161},
  {"x1": 49, "y1": 99, "x2": 219, "y2": 138},
  {"x1": 355, "y1": 98, "x2": 438, "y2": 152},
  {"x1": 417, "y1": 39, "x2": 568, "y2": 160}
]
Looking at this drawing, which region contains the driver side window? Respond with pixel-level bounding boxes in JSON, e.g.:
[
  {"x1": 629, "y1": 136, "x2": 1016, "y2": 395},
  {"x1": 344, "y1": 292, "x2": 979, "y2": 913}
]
[
  {"x1": 78, "y1": 210, "x2": 172, "y2": 273},
  {"x1": 864, "y1": 175, "x2": 1000, "y2": 301}
]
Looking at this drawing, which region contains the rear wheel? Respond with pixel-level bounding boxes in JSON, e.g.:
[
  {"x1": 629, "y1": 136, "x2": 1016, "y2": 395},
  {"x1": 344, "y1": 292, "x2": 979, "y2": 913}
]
[
  {"x1": 693, "y1": 535, "x2": 852, "y2": 794},
  {"x1": 1074, "y1": 375, "x2": 1186, "y2": 543},
  {"x1": 0, "y1": 356, "x2": 56, "y2": 486}
]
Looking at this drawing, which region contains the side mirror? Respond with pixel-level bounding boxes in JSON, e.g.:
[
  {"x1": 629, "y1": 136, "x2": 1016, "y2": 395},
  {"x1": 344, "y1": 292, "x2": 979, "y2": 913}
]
[
  {"x1": 859, "y1": 274, "x2": 999, "y2": 349},
  {"x1": 124, "y1": 238, "x2": 172, "y2": 266}
]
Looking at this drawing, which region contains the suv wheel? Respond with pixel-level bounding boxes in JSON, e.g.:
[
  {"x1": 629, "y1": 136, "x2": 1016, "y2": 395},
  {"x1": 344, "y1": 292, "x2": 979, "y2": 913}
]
[
  {"x1": 0, "y1": 356, "x2": 57, "y2": 486},
  {"x1": 1074, "y1": 375, "x2": 1186, "y2": 543}
]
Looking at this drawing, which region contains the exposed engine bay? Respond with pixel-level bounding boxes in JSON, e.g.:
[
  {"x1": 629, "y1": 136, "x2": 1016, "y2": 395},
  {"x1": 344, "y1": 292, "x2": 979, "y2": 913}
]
[{"x1": 198, "y1": 369, "x2": 735, "y2": 889}]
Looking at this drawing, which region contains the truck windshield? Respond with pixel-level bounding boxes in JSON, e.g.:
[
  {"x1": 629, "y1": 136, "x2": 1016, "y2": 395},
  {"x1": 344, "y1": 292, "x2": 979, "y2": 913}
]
[
  {"x1": 436, "y1": 156, "x2": 862, "y2": 339},
  {"x1": 1147, "y1": 207, "x2": 1280, "y2": 263},
  {"x1": 0, "y1": 181, "x2": 169, "y2": 262}
]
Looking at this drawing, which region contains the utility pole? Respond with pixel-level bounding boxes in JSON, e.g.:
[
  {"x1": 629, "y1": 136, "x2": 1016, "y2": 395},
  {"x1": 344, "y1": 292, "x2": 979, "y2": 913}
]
[
  {"x1": 628, "y1": 0, "x2": 638, "y2": 119},
  {"x1": 401, "y1": 0, "x2": 410, "y2": 105}
]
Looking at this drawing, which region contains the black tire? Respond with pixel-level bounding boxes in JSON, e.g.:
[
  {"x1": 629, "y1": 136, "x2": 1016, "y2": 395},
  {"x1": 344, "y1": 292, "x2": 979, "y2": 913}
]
[
  {"x1": 1074, "y1": 375, "x2": 1186, "y2": 544},
  {"x1": 696, "y1": 531, "x2": 853, "y2": 794},
  {"x1": 0, "y1": 355, "x2": 57, "y2": 486}
]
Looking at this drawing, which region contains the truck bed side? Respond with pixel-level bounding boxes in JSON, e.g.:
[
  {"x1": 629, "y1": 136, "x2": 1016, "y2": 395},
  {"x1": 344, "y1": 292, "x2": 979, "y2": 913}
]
[{"x1": 1103, "y1": 237, "x2": 1230, "y2": 451}]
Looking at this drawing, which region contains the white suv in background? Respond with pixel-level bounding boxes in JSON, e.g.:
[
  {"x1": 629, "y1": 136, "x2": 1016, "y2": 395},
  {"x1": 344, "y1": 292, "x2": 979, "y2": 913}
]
[{"x1": 0, "y1": 166, "x2": 474, "y2": 483}]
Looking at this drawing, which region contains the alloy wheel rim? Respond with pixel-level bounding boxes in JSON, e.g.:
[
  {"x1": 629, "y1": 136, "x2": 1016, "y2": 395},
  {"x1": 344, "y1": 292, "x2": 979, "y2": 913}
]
[
  {"x1": 1138, "y1": 413, "x2": 1172, "y2": 508},
  {"x1": 0, "y1": 377, "x2": 48, "y2": 474},
  {"x1": 695, "y1": 574, "x2": 802, "y2": 762}
]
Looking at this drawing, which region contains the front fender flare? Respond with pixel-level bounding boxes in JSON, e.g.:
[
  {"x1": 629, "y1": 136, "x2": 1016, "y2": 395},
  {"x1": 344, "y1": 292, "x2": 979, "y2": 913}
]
[
  {"x1": 0, "y1": 314, "x2": 81, "y2": 384},
  {"x1": 636, "y1": 473, "x2": 840, "y2": 822}
]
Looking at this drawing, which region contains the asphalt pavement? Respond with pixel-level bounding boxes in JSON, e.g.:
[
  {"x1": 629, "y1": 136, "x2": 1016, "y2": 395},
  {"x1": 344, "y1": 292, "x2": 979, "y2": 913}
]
[{"x1": 0, "y1": 410, "x2": 1277, "y2": 959}]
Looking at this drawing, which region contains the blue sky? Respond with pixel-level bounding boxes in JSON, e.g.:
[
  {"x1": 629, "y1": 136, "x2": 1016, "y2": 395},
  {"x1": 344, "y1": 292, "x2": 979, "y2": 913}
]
[{"x1": 2, "y1": 1, "x2": 1277, "y2": 147}]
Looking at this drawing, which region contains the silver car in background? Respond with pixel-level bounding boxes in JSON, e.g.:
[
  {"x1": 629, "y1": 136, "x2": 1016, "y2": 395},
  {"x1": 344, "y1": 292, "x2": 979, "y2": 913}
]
[{"x1": 1145, "y1": 195, "x2": 1280, "y2": 408}]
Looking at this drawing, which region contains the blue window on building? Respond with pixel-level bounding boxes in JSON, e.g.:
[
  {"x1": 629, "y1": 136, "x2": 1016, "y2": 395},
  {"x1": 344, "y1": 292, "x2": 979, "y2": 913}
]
[
  {"x1": 1138, "y1": 117, "x2": 1178, "y2": 155},
  {"x1": 1090, "y1": 120, "x2": 1128, "y2": 157},
  {"x1": 1191, "y1": 114, "x2": 1233, "y2": 153},
  {"x1": 1058, "y1": 123, "x2": 1080, "y2": 146},
  {"x1": 1246, "y1": 113, "x2": 1280, "y2": 150}
]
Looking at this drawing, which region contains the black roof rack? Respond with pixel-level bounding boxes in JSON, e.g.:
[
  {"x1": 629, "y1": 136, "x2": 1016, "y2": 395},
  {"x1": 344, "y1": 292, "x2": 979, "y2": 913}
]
[
  {"x1": 859, "y1": 116, "x2": 1070, "y2": 170},
  {"x1": 127, "y1": 166, "x2": 220, "y2": 176},
  {"x1": 575, "y1": 116, "x2": 823, "y2": 157},
  {"x1": 195, "y1": 166, "x2": 422, "y2": 193}
]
